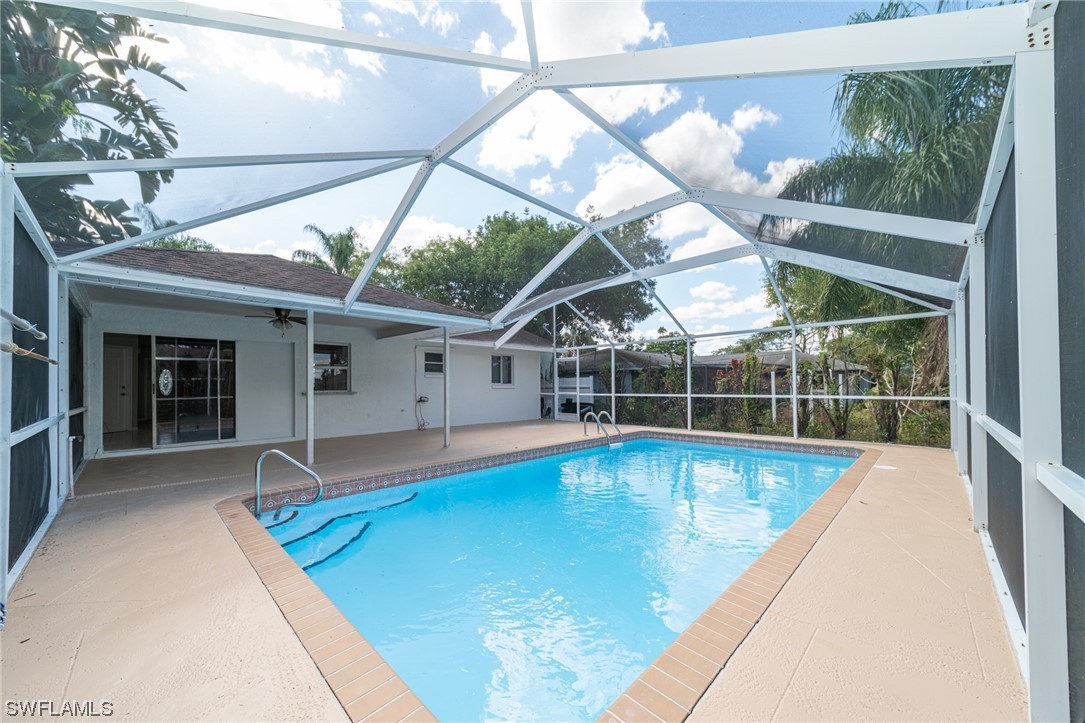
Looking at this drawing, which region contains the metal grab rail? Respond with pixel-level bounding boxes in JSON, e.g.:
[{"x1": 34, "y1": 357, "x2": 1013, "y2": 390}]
[
  {"x1": 596, "y1": 410, "x2": 624, "y2": 443},
  {"x1": 254, "y1": 449, "x2": 324, "y2": 519},
  {"x1": 582, "y1": 411, "x2": 611, "y2": 442}
]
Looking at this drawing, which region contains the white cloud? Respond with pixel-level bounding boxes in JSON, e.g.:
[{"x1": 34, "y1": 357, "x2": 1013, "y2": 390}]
[
  {"x1": 362, "y1": 11, "x2": 383, "y2": 26},
  {"x1": 689, "y1": 280, "x2": 736, "y2": 301},
  {"x1": 163, "y1": 0, "x2": 385, "y2": 102},
  {"x1": 529, "y1": 173, "x2": 573, "y2": 196},
  {"x1": 730, "y1": 102, "x2": 779, "y2": 134},
  {"x1": 673, "y1": 293, "x2": 771, "y2": 323},
  {"x1": 474, "y1": 1, "x2": 678, "y2": 175},
  {"x1": 571, "y1": 103, "x2": 810, "y2": 262},
  {"x1": 219, "y1": 237, "x2": 311, "y2": 260},
  {"x1": 370, "y1": 0, "x2": 458, "y2": 36},
  {"x1": 355, "y1": 215, "x2": 469, "y2": 253}
]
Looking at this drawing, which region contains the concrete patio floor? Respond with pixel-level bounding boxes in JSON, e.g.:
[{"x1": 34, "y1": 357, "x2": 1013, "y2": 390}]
[{"x1": 1, "y1": 422, "x2": 1025, "y2": 721}]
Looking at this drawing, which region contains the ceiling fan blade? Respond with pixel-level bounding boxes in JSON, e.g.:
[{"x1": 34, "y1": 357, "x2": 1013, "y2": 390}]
[
  {"x1": 244, "y1": 314, "x2": 273, "y2": 318},
  {"x1": 291, "y1": 318, "x2": 307, "y2": 325}
]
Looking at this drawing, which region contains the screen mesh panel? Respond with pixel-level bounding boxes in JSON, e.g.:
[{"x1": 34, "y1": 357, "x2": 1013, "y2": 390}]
[
  {"x1": 747, "y1": 219, "x2": 967, "y2": 282},
  {"x1": 11, "y1": 221, "x2": 50, "y2": 431},
  {"x1": 8, "y1": 429, "x2": 51, "y2": 570},
  {"x1": 68, "y1": 301, "x2": 84, "y2": 410},
  {"x1": 1066, "y1": 508, "x2": 1085, "y2": 723},
  {"x1": 987, "y1": 436, "x2": 1025, "y2": 628},
  {"x1": 1055, "y1": 4, "x2": 1085, "y2": 718},
  {"x1": 984, "y1": 153, "x2": 1021, "y2": 436},
  {"x1": 1056, "y1": 0, "x2": 1085, "y2": 482}
]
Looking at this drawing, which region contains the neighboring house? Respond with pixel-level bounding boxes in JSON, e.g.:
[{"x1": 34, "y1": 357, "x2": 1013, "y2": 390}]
[
  {"x1": 51, "y1": 239, "x2": 550, "y2": 461},
  {"x1": 563, "y1": 348, "x2": 867, "y2": 396}
]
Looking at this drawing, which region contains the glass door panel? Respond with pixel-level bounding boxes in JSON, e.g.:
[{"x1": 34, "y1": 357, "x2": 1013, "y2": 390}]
[{"x1": 154, "y1": 337, "x2": 236, "y2": 446}]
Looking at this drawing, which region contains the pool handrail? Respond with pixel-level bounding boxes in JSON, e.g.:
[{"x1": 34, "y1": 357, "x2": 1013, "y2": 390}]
[
  {"x1": 596, "y1": 410, "x2": 624, "y2": 443},
  {"x1": 582, "y1": 411, "x2": 611, "y2": 442},
  {"x1": 254, "y1": 449, "x2": 324, "y2": 519}
]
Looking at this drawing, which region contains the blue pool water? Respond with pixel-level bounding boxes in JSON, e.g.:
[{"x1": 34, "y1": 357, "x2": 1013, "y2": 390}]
[{"x1": 264, "y1": 438, "x2": 854, "y2": 721}]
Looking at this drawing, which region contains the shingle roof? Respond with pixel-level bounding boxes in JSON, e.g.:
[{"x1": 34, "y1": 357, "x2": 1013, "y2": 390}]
[
  {"x1": 453, "y1": 328, "x2": 553, "y2": 349},
  {"x1": 52, "y1": 241, "x2": 484, "y2": 320}
]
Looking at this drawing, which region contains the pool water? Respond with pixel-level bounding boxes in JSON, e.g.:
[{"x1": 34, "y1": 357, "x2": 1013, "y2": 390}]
[{"x1": 265, "y1": 439, "x2": 854, "y2": 721}]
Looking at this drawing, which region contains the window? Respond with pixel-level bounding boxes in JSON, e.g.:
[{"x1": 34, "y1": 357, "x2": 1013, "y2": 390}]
[
  {"x1": 313, "y1": 343, "x2": 350, "y2": 392},
  {"x1": 491, "y1": 354, "x2": 513, "y2": 386},
  {"x1": 423, "y1": 351, "x2": 444, "y2": 376}
]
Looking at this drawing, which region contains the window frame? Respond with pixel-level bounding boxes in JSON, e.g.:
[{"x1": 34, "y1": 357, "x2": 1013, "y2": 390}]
[
  {"x1": 312, "y1": 342, "x2": 351, "y2": 393},
  {"x1": 491, "y1": 353, "x2": 514, "y2": 387},
  {"x1": 423, "y1": 350, "x2": 445, "y2": 377}
]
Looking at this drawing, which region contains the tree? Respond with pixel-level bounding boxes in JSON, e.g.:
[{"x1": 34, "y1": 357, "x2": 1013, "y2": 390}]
[
  {"x1": 132, "y1": 203, "x2": 218, "y2": 251},
  {"x1": 2, "y1": 3, "x2": 185, "y2": 242},
  {"x1": 292, "y1": 224, "x2": 360, "y2": 276},
  {"x1": 756, "y1": 1, "x2": 1000, "y2": 440},
  {"x1": 398, "y1": 211, "x2": 668, "y2": 340}
]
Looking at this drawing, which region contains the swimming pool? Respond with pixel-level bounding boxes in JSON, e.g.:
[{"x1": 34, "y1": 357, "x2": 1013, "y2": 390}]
[{"x1": 263, "y1": 437, "x2": 855, "y2": 721}]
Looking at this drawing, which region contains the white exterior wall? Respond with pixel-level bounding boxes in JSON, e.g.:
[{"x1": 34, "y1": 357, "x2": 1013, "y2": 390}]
[{"x1": 84, "y1": 302, "x2": 542, "y2": 457}]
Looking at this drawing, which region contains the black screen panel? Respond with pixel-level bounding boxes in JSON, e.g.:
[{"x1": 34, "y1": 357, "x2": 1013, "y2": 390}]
[
  {"x1": 987, "y1": 436, "x2": 1025, "y2": 628},
  {"x1": 1056, "y1": 0, "x2": 1085, "y2": 481},
  {"x1": 1066, "y1": 508, "x2": 1085, "y2": 723},
  {"x1": 68, "y1": 301, "x2": 84, "y2": 410},
  {"x1": 8, "y1": 429, "x2": 51, "y2": 570},
  {"x1": 985, "y1": 154, "x2": 1021, "y2": 436},
  {"x1": 11, "y1": 221, "x2": 50, "y2": 431}
]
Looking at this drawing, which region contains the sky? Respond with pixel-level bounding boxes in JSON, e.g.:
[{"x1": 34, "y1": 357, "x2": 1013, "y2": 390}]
[{"x1": 84, "y1": 0, "x2": 903, "y2": 344}]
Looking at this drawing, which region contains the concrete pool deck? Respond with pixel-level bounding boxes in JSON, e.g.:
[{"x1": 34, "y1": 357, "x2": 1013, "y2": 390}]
[{"x1": 1, "y1": 422, "x2": 1026, "y2": 721}]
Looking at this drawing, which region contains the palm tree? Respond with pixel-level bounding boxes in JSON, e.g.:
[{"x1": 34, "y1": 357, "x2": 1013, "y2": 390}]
[
  {"x1": 292, "y1": 225, "x2": 360, "y2": 276},
  {"x1": 2, "y1": 3, "x2": 186, "y2": 243},
  {"x1": 132, "y1": 203, "x2": 218, "y2": 252},
  {"x1": 756, "y1": 1, "x2": 1005, "y2": 441},
  {"x1": 760, "y1": 1, "x2": 1006, "y2": 324}
]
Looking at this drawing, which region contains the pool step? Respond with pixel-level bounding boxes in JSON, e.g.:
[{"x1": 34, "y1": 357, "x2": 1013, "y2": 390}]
[{"x1": 301, "y1": 520, "x2": 372, "y2": 571}]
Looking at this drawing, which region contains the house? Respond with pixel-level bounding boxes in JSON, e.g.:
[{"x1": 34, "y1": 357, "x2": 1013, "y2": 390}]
[{"x1": 50, "y1": 238, "x2": 552, "y2": 464}]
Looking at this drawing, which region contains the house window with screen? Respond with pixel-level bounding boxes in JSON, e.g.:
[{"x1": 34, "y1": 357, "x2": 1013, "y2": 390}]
[
  {"x1": 491, "y1": 354, "x2": 513, "y2": 386},
  {"x1": 424, "y1": 351, "x2": 444, "y2": 376},
  {"x1": 313, "y1": 343, "x2": 350, "y2": 392}
]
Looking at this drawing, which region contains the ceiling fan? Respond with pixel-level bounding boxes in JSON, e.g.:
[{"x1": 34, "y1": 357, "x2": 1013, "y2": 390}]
[{"x1": 245, "y1": 307, "x2": 306, "y2": 336}]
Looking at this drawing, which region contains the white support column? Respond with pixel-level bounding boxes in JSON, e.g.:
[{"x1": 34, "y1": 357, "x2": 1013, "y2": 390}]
[
  {"x1": 948, "y1": 310, "x2": 959, "y2": 462},
  {"x1": 686, "y1": 338, "x2": 693, "y2": 431},
  {"x1": 57, "y1": 278, "x2": 71, "y2": 501},
  {"x1": 1013, "y1": 46, "x2": 1069, "y2": 722},
  {"x1": 969, "y1": 245, "x2": 990, "y2": 530},
  {"x1": 575, "y1": 350, "x2": 581, "y2": 422},
  {"x1": 47, "y1": 265, "x2": 60, "y2": 517},
  {"x1": 305, "y1": 309, "x2": 314, "y2": 466},
  {"x1": 0, "y1": 172, "x2": 14, "y2": 606},
  {"x1": 790, "y1": 331, "x2": 799, "y2": 439},
  {"x1": 953, "y1": 292, "x2": 969, "y2": 475},
  {"x1": 610, "y1": 345, "x2": 616, "y2": 421},
  {"x1": 770, "y1": 371, "x2": 778, "y2": 423},
  {"x1": 443, "y1": 326, "x2": 451, "y2": 448},
  {"x1": 552, "y1": 307, "x2": 559, "y2": 420}
]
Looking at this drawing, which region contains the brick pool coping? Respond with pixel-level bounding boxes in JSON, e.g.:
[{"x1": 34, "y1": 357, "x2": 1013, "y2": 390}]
[{"x1": 215, "y1": 431, "x2": 877, "y2": 723}]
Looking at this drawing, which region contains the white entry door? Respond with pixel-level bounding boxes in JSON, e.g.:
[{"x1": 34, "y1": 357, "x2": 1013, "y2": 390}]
[{"x1": 103, "y1": 345, "x2": 135, "y2": 433}]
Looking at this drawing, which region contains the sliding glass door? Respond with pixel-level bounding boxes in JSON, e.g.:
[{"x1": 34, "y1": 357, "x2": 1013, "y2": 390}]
[{"x1": 153, "y1": 337, "x2": 235, "y2": 446}]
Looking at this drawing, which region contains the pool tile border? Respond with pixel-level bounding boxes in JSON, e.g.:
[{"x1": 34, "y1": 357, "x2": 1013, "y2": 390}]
[
  {"x1": 215, "y1": 431, "x2": 876, "y2": 723},
  {"x1": 244, "y1": 431, "x2": 862, "y2": 515}
]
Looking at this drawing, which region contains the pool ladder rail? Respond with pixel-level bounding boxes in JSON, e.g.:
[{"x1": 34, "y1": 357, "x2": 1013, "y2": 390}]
[
  {"x1": 583, "y1": 411, "x2": 624, "y2": 448},
  {"x1": 254, "y1": 449, "x2": 324, "y2": 519}
]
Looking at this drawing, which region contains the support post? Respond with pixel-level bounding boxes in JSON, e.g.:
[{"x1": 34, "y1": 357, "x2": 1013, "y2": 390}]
[
  {"x1": 575, "y1": 349, "x2": 581, "y2": 423},
  {"x1": 1014, "y1": 46, "x2": 1069, "y2": 722},
  {"x1": 948, "y1": 311, "x2": 959, "y2": 459},
  {"x1": 953, "y1": 293, "x2": 969, "y2": 475},
  {"x1": 610, "y1": 345, "x2": 616, "y2": 422},
  {"x1": 305, "y1": 308, "x2": 314, "y2": 466},
  {"x1": 552, "y1": 307, "x2": 559, "y2": 420},
  {"x1": 686, "y1": 338, "x2": 693, "y2": 431},
  {"x1": 770, "y1": 370, "x2": 777, "y2": 423},
  {"x1": 790, "y1": 330, "x2": 799, "y2": 438},
  {"x1": 443, "y1": 326, "x2": 451, "y2": 447},
  {"x1": 968, "y1": 246, "x2": 989, "y2": 530},
  {"x1": 0, "y1": 172, "x2": 14, "y2": 604}
]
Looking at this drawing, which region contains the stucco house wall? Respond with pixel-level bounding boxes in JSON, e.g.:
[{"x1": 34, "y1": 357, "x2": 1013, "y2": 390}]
[{"x1": 84, "y1": 301, "x2": 542, "y2": 457}]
